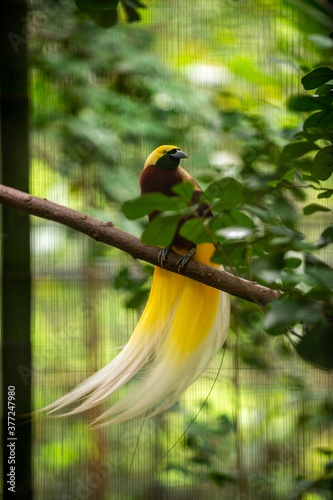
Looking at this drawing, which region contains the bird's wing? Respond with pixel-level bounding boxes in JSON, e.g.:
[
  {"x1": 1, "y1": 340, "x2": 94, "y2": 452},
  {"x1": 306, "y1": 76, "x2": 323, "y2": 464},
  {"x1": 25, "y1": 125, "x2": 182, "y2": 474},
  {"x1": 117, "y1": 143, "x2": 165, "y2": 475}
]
[
  {"x1": 177, "y1": 165, "x2": 202, "y2": 192},
  {"x1": 177, "y1": 166, "x2": 212, "y2": 219}
]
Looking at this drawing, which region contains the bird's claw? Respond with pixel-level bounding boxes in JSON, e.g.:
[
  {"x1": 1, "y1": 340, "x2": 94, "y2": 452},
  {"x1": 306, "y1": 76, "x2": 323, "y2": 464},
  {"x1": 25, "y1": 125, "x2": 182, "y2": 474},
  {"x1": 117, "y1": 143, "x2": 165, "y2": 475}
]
[
  {"x1": 158, "y1": 246, "x2": 172, "y2": 267},
  {"x1": 176, "y1": 247, "x2": 196, "y2": 272}
]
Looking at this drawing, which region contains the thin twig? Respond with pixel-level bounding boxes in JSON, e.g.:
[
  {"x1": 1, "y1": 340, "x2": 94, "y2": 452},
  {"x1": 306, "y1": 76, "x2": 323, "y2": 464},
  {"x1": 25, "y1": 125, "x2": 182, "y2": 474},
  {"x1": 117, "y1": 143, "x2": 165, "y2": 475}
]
[
  {"x1": 287, "y1": 328, "x2": 302, "y2": 340},
  {"x1": 285, "y1": 332, "x2": 297, "y2": 347},
  {"x1": 281, "y1": 182, "x2": 333, "y2": 192}
]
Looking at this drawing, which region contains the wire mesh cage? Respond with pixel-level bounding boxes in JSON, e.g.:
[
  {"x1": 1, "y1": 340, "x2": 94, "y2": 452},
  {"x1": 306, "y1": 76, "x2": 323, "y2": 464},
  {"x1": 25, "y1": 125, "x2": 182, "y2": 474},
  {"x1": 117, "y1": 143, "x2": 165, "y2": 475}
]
[{"x1": 1, "y1": 0, "x2": 333, "y2": 499}]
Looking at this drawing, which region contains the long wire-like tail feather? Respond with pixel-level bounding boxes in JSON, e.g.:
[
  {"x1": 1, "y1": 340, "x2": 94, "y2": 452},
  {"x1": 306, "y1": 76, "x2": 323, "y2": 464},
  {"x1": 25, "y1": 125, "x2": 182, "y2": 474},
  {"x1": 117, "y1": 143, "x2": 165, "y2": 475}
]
[{"x1": 42, "y1": 243, "x2": 229, "y2": 425}]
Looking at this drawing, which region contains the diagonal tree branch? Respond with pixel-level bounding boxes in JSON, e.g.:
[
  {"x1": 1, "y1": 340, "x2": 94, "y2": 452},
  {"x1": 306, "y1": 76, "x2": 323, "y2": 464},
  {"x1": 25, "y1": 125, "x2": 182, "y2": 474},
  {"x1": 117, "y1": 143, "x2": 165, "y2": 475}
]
[{"x1": 0, "y1": 184, "x2": 281, "y2": 306}]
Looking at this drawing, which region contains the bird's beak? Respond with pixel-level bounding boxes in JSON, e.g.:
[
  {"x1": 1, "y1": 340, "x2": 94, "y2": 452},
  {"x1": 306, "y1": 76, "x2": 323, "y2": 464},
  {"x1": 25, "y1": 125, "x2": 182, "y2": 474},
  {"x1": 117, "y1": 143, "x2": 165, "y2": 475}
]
[{"x1": 169, "y1": 150, "x2": 188, "y2": 159}]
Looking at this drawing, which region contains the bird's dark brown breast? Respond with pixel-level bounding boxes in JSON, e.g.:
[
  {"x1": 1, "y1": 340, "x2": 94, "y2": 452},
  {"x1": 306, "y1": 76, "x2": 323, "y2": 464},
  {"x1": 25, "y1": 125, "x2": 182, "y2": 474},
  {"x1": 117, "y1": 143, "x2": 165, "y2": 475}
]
[
  {"x1": 140, "y1": 165, "x2": 184, "y2": 196},
  {"x1": 140, "y1": 164, "x2": 196, "y2": 251}
]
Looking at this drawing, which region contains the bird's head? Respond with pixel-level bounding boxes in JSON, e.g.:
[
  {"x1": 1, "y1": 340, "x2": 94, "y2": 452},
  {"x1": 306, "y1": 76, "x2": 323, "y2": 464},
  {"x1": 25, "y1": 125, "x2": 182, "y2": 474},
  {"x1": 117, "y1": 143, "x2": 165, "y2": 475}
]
[{"x1": 144, "y1": 145, "x2": 188, "y2": 171}]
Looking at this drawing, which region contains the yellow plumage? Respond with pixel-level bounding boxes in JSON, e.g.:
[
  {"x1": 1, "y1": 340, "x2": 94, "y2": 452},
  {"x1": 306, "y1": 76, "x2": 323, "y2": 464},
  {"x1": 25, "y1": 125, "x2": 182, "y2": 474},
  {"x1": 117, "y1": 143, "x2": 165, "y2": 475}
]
[{"x1": 42, "y1": 147, "x2": 230, "y2": 425}]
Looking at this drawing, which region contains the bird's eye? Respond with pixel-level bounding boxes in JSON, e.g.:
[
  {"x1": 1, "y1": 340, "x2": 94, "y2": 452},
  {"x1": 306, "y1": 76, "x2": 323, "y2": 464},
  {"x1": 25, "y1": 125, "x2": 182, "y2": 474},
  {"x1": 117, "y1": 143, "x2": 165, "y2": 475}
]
[{"x1": 162, "y1": 150, "x2": 167, "y2": 154}]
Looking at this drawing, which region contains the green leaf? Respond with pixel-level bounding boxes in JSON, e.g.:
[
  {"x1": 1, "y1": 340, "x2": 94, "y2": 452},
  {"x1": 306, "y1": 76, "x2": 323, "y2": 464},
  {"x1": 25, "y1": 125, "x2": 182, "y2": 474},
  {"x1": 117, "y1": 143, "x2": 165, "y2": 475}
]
[
  {"x1": 280, "y1": 142, "x2": 319, "y2": 163},
  {"x1": 271, "y1": 196, "x2": 299, "y2": 225},
  {"x1": 294, "y1": 130, "x2": 322, "y2": 143},
  {"x1": 121, "y1": 0, "x2": 145, "y2": 22},
  {"x1": 217, "y1": 414, "x2": 234, "y2": 436},
  {"x1": 316, "y1": 225, "x2": 333, "y2": 248},
  {"x1": 296, "y1": 319, "x2": 333, "y2": 369},
  {"x1": 113, "y1": 266, "x2": 146, "y2": 291},
  {"x1": 312, "y1": 146, "x2": 333, "y2": 181},
  {"x1": 172, "y1": 181, "x2": 195, "y2": 201},
  {"x1": 209, "y1": 471, "x2": 237, "y2": 487},
  {"x1": 305, "y1": 285, "x2": 331, "y2": 301},
  {"x1": 284, "y1": 257, "x2": 302, "y2": 269},
  {"x1": 303, "y1": 110, "x2": 333, "y2": 131},
  {"x1": 303, "y1": 203, "x2": 331, "y2": 216},
  {"x1": 179, "y1": 219, "x2": 211, "y2": 244},
  {"x1": 205, "y1": 177, "x2": 244, "y2": 209},
  {"x1": 251, "y1": 254, "x2": 284, "y2": 284},
  {"x1": 282, "y1": 168, "x2": 296, "y2": 182},
  {"x1": 211, "y1": 243, "x2": 247, "y2": 268},
  {"x1": 267, "y1": 179, "x2": 279, "y2": 188},
  {"x1": 81, "y1": 7, "x2": 118, "y2": 26},
  {"x1": 315, "y1": 84, "x2": 333, "y2": 96},
  {"x1": 265, "y1": 224, "x2": 297, "y2": 238},
  {"x1": 121, "y1": 0, "x2": 145, "y2": 8},
  {"x1": 305, "y1": 254, "x2": 333, "y2": 290},
  {"x1": 325, "y1": 461, "x2": 333, "y2": 472},
  {"x1": 288, "y1": 95, "x2": 332, "y2": 112},
  {"x1": 242, "y1": 204, "x2": 270, "y2": 222},
  {"x1": 210, "y1": 211, "x2": 254, "y2": 246},
  {"x1": 223, "y1": 210, "x2": 254, "y2": 228},
  {"x1": 318, "y1": 190, "x2": 333, "y2": 199},
  {"x1": 263, "y1": 294, "x2": 322, "y2": 336},
  {"x1": 122, "y1": 4, "x2": 140, "y2": 21},
  {"x1": 252, "y1": 244, "x2": 266, "y2": 258},
  {"x1": 301, "y1": 67, "x2": 333, "y2": 90},
  {"x1": 76, "y1": 0, "x2": 119, "y2": 9},
  {"x1": 302, "y1": 173, "x2": 320, "y2": 184},
  {"x1": 125, "y1": 289, "x2": 149, "y2": 309},
  {"x1": 306, "y1": 127, "x2": 333, "y2": 141},
  {"x1": 122, "y1": 193, "x2": 182, "y2": 220},
  {"x1": 241, "y1": 351, "x2": 268, "y2": 370},
  {"x1": 316, "y1": 448, "x2": 333, "y2": 457},
  {"x1": 305, "y1": 253, "x2": 333, "y2": 271},
  {"x1": 141, "y1": 212, "x2": 182, "y2": 246}
]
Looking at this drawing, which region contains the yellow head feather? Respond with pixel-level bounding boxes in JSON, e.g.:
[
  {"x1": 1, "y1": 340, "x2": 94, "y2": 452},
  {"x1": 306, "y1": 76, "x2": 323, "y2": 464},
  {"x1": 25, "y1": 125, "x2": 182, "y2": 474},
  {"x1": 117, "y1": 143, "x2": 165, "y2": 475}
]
[{"x1": 144, "y1": 145, "x2": 180, "y2": 168}]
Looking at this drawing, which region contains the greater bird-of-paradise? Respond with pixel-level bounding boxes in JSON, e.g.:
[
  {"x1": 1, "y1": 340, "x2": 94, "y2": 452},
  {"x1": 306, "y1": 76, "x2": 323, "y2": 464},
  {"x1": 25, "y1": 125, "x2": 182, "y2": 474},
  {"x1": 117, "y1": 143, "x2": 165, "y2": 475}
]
[{"x1": 43, "y1": 146, "x2": 230, "y2": 425}]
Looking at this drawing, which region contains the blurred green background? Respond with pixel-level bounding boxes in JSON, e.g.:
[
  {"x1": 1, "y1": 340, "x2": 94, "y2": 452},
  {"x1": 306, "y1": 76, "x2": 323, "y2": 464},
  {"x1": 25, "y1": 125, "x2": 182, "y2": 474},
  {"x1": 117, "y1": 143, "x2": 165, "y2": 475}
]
[{"x1": 1, "y1": 0, "x2": 333, "y2": 498}]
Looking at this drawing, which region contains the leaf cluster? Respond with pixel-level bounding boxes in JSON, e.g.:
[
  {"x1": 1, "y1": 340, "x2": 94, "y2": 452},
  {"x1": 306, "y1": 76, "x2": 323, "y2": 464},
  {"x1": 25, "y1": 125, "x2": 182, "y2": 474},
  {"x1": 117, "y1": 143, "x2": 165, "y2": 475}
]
[
  {"x1": 281, "y1": 67, "x2": 333, "y2": 187},
  {"x1": 123, "y1": 60, "x2": 333, "y2": 370}
]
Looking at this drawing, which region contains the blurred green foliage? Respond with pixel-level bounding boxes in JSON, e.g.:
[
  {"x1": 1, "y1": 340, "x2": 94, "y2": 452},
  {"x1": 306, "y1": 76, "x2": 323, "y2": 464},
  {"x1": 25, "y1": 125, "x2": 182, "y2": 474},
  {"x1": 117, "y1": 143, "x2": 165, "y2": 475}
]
[
  {"x1": 75, "y1": 0, "x2": 145, "y2": 27},
  {"x1": 124, "y1": 59, "x2": 333, "y2": 370}
]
